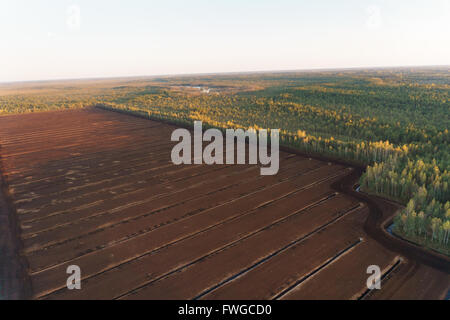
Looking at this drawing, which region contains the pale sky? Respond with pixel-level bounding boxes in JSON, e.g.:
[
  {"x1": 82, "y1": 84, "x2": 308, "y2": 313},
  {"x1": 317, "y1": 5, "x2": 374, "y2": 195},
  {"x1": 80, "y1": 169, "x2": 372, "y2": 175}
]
[{"x1": 1, "y1": 0, "x2": 449, "y2": 82}]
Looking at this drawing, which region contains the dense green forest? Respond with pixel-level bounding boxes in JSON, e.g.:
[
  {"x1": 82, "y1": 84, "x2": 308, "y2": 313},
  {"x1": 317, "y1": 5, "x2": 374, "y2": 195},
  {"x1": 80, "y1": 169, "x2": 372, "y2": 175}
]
[{"x1": 0, "y1": 67, "x2": 449, "y2": 254}]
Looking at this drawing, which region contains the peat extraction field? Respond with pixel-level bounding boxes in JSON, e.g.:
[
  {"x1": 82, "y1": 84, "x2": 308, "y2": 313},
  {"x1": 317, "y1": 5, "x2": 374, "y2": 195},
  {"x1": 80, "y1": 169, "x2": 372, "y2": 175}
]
[{"x1": 0, "y1": 107, "x2": 448, "y2": 300}]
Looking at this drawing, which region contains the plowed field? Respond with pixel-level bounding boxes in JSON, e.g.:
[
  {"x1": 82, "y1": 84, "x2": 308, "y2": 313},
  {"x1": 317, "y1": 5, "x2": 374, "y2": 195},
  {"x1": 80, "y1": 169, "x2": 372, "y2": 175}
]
[{"x1": 0, "y1": 107, "x2": 448, "y2": 300}]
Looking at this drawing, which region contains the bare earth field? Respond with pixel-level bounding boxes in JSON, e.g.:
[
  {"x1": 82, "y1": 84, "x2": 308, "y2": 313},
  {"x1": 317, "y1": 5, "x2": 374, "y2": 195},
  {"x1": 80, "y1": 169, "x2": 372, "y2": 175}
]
[{"x1": 0, "y1": 107, "x2": 448, "y2": 300}]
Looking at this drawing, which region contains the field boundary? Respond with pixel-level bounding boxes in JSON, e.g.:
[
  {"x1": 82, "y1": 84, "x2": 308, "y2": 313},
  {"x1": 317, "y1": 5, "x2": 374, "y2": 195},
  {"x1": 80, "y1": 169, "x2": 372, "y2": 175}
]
[{"x1": 0, "y1": 153, "x2": 32, "y2": 299}]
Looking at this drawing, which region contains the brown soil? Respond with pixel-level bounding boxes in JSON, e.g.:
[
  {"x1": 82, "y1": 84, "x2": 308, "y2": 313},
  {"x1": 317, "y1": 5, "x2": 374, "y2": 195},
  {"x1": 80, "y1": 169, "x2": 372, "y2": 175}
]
[{"x1": 0, "y1": 107, "x2": 448, "y2": 300}]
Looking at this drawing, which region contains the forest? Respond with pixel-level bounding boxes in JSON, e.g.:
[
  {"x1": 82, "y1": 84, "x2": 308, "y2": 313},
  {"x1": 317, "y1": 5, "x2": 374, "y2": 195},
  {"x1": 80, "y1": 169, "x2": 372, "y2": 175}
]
[{"x1": 0, "y1": 67, "x2": 449, "y2": 254}]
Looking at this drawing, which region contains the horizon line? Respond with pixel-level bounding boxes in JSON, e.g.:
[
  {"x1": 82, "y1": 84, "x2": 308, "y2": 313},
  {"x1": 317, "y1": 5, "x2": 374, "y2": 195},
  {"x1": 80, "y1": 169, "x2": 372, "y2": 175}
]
[{"x1": 1, "y1": 64, "x2": 449, "y2": 85}]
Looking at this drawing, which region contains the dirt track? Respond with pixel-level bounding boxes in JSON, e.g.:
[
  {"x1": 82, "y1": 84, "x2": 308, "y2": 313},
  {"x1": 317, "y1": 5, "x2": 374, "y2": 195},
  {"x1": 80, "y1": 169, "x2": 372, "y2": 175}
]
[{"x1": 0, "y1": 107, "x2": 448, "y2": 300}]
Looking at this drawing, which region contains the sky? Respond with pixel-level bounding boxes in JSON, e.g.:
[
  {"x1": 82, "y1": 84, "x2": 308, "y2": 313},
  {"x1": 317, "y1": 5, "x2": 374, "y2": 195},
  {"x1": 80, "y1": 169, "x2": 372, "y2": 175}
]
[{"x1": 0, "y1": 0, "x2": 449, "y2": 82}]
